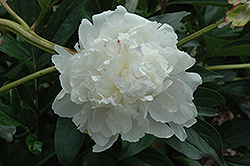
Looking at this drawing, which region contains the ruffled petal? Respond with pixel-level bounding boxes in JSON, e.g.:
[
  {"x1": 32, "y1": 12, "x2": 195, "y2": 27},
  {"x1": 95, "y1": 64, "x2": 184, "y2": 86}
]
[
  {"x1": 88, "y1": 130, "x2": 110, "y2": 147},
  {"x1": 147, "y1": 91, "x2": 178, "y2": 123},
  {"x1": 169, "y1": 122, "x2": 187, "y2": 141},
  {"x1": 154, "y1": 23, "x2": 178, "y2": 48},
  {"x1": 170, "y1": 51, "x2": 196, "y2": 75},
  {"x1": 174, "y1": 72, "x2": 202, "y2": 91},
  {"x1": 92, "y1": 134, "x2": 119, "y2": 152},
  {"x1": 147, "y1": 115, "x2": 174, "y2": 138},
  {"x1": 171, "y1": 102, "x2": 197, "y2": 124},
  {"x1": 52, "y1": 45, "x2": 73, "y2": 73},
  {"x1": 121, "y1": 119, "x2": 149, "y2": 142},
  {"x1": 52, "y1": 90, "x2": 82, "y2": 118},
  {"x1": 90, "y1": 108, "x2": 109, "y2": 132},
  {"x1": 106, "y1": 106, "x2": 132, "y2": 135}
]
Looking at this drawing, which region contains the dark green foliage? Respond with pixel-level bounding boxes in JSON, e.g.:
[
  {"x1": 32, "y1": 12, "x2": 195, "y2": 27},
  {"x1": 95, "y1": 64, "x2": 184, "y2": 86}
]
[{"x1": 0, "y1": 0, "x2": 250, "y2": 165}]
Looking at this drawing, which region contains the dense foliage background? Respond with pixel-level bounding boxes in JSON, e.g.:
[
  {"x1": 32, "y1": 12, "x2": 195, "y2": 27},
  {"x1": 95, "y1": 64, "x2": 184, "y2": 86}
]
[{"x1": 1, "y1": 0, "x2": 250, "y2": 165}]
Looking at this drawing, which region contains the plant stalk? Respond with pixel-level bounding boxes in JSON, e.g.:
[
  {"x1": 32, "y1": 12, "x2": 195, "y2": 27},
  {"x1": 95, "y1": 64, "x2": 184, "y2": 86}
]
[
  {"x1": 206, "y1": 63, "x2": 250, "y2": 70},
  {"x1": 0, "y1": 0, "x2": 30, "y2": 29},
  {"x1": 177, "y1": 18, "x2": 224, "y2": 47},
  {"x1": 0, "y1": 18, "x2": 76, "y2": 54},
  {"x1": 0, "y1": 66, "x2": 57, "y2": 93}
]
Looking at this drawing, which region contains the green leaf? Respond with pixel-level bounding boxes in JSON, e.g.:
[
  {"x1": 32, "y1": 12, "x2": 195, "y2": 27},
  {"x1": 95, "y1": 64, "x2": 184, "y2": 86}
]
[
  {"x1": 218, "y1": 118, "x2": 250, "y2": 149},
  {"x1": 229, "y1": 0, "x2": 248, "y2": 6},
  {"x1": 4, "y1": 58, "x2": 31, "y2": 79},
  {"x1": 171, "y1": 156, "x2": 202, "y2": 166},
  {"x1": 26, "y1": 133, "x2": 43, "y2": 155},
  {"x1": 0, "y1": 102, "x2": 20, "y2": 126},
  {"x1": 55, "y1": 117, "x2": 86, "y2": 165},
  {"x1": 214, "y1": 70, "x2": 237, "y2": 82},
  {"x1": 0, "y1": 34, "x2": 31, "y2": 60},
  {"x1": 10, "y1": 0, "x2": 40, "y2": 26},
  {"x1": 205, "y1": 36, "x2": 250, "y2": 57},
  {"x1": 167, "y1": 0, "x2": 231, "y2": 7},
  {"x1": 16, "y1": 85, "x2": 34, "y2": 110},
  {"x1": 43, "y1": 0, "x2": 88, "y2": 45},
  {"x1": 119, "y1": 134, "x2": 156, "y2": 160},
  {"x1": 149, "y1": 11, "x2": 190, "y2": 30},
  {"x1": 216, "y1": 40, "x2": 250, "y2": 57},
  {"x1": 37, "y1": 0, "x2": 51, "y2": 9},
  {"x1": 196, "y1": 106, "x2": 220, "y2": 117},
  {"x1": 37, "y1": 0, "x2": 89, "y2": 69},
  {"x1": 204, "y1": 35, "x2": 230, "y2": 56},
  {"x1": 82, "y1": 148, "x2": 119, "y2": 166},
  {"x1": 226, "y1": 153, "x2": 250, "y2": 166},
  {"x1": 225, "y1": 2, "x2": 250, "y2": 29},
  {"x1": 219, "y1": 80, "x2": 250, "y2": 97},
  {"x1": 194, "y1": 87, "x2": 226, "y2": 108},
  {"x1": 165, "y1": 118, "x2": 225, "y2": 166},
  {"x1": 119, "y1": 148, "x2": 175, "y2": 166},
  {"x1": 188, "y1": 65, "x2": 223, "y2": 82}
]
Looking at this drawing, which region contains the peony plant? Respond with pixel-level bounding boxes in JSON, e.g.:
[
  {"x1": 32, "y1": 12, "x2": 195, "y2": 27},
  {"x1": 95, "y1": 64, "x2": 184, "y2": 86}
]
[
  {"x1": 51, "y1": 6, "x2": 202, "y2": 152},
  {"x1": 0, "y1": 0, "x2": 250, "y2": 165}
]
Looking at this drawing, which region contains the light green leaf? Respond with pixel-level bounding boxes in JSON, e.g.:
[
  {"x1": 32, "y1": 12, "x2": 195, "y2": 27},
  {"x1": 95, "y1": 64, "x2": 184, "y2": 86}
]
[
  {"x1": 37, "y1": 0, "x2": 51, "y2": 9},
  {"x1": 225, "y1": 2, "x2": 250, "y2": 29},
  {"x1": 26, "y1": 133, "x2": 43, "y2": 155}
]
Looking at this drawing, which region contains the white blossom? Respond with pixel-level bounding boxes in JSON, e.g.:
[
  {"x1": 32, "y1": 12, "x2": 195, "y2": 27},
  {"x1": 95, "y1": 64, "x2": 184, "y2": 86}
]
[
  {"x1": 52, "y1": 6, "x2": 202, "y2": 152},
  {"x1": 0, "y1": 125, "x2": 16, "y2": 142}
]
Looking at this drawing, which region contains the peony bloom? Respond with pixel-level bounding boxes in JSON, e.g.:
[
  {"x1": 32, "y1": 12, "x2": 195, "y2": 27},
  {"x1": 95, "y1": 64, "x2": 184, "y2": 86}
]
[
  {"x1": 0, "y1": 125, "x2": 16, "y2": 142},
  {"x1": 52, "y1": 6, "x2": 202, "y2": 152}
]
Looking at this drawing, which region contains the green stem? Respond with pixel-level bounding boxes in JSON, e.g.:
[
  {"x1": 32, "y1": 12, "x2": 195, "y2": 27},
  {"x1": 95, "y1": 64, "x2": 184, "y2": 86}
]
[
  {"x1": 177, "y1": 18, "x2": 224, "y2": 47},
  {"x1": 206, "y1": 63, "x2": 250, "y2": 70},
  {"x1": 0, "y1": 66, "x2": 57, "y2": 93},
  {"x1": 31, "y1": 0, "x2": 60, "y2": 31},
  {"x1": 0, "y1": 18, "x2": 76, "y2": 54},
  {"x1": 34, "y1": 152, "x2": 56, "y2": 166},
  {"x1": 31, "y1": 7, "x2": 49, "y2": 31},
  {"x1": 0, "y1": 0, "x2": 30, "y2": 29}
]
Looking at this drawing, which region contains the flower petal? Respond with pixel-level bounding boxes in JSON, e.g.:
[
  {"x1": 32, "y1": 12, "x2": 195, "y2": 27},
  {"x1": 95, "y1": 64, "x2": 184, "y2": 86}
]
[
  {"x1": 147, "y1": 115, "x2": 174, "y2": 138},
  {"x1": 90, "y1": 108, "x2": 108, "y2": 132},
  {"x1": 121, "y1": 119, "x2": 149, "y2": 142},
  {"x1": 92, "y1": 134, "x2": 119, "y2": 152},
  {"x1": 170, "y1": 51, "x2": 195, "y2": 75},
  {"x1": 52, "y1": 90, "x2": 82, "y2": 118},
  {"x1": 169, "y1": 122, "x2": 187, "y2": 141},
  {"x1": 52, "y1": 45, "x2": 73, "y2": 73},
  {"x1": 147, "y1": 91, "x2": 178, "y2": 123},
  {"x1": 174, "y1": 72, "x2": 202, "y2": 91},
  {"x1": 0, "y1": 125, "x2": 16, "y2": 142}
]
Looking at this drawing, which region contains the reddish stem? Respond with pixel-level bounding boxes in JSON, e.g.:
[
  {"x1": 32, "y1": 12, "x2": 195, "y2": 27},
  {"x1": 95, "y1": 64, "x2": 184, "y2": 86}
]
[{"x1": 161, "y1": 0, "x2": 167, "y2": 15}]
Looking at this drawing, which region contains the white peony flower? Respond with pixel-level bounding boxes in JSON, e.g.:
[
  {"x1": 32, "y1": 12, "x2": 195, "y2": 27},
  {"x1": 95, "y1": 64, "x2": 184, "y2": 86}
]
[
  {"x1": 52, "y1": 6, "x2": 202, "y2": 152},
  {"x1": 0, "y1": 125, "x2": 16, "y2": 142}
]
